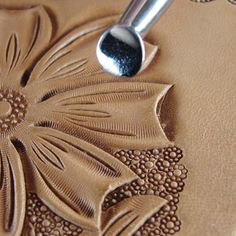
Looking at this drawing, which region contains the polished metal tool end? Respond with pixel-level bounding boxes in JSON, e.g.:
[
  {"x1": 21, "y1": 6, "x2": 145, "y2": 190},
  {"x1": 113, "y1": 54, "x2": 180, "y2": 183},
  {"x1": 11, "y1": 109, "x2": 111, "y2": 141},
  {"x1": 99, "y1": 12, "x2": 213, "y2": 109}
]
[
  {"x1": 97, "y1": 0, "x2": 173, "y2": 77},
  {"x1": 97, "y1": 25, "x2": 144, "y2": 77}
]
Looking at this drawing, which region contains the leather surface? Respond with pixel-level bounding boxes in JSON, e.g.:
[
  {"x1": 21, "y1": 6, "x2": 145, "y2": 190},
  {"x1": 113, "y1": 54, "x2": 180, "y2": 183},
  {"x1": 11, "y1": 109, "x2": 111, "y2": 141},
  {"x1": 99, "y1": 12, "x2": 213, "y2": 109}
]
[{"x1": 0, "y1": 0, "x2": 235, "y2": 235}]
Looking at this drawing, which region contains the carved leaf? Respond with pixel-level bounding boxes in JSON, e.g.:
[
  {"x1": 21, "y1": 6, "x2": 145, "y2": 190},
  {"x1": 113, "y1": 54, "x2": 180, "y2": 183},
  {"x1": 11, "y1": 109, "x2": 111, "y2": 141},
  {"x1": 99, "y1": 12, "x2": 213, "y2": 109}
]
[
  {"x1": 19, "y1": 127, "x2": 136, "y2": 230},
  {"x1": 0, "y1": 140, "x2": 26, "y2": 236}
]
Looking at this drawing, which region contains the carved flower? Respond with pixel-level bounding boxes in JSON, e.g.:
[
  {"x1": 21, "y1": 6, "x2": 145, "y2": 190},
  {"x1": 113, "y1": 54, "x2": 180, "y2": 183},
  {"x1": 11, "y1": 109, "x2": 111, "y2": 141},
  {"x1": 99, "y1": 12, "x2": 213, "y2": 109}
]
[{"x1": 0, "y1": 6, "x2": 171, "y2": 236}]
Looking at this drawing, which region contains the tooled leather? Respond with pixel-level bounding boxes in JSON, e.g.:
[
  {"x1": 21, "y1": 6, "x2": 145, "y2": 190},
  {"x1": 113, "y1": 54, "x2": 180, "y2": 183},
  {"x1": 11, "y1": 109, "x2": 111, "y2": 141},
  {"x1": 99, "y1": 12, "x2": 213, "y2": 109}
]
[{"x1": 0, "y1": 0, "x2": 235, "y2": 236}]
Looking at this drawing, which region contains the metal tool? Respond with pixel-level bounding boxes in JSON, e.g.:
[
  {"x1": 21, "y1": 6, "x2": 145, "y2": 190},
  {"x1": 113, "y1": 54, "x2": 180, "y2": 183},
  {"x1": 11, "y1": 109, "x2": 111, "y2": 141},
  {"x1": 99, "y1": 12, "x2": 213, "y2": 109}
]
[{"x1": 96, "y1": 0, "x2": 173, "y2": 77}]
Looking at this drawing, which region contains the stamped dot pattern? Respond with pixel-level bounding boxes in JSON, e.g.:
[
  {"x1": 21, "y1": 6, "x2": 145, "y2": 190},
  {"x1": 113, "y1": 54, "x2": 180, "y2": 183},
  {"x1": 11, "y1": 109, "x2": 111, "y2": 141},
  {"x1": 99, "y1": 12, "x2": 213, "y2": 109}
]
[
  {"x1": 103, "y1": 146, "x2": 188, "y2": 236},
  {"x1": 25, "y1": 193, "x2": 83, "y2": 236},
  {"x1": 0, "y1": 89, "x2": 27, "y2": 133}
]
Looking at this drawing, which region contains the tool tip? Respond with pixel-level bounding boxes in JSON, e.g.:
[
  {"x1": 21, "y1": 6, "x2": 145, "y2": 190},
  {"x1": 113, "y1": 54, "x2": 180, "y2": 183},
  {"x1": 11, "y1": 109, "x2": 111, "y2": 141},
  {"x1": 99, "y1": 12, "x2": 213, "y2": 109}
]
[{"x1": 97, "y1": 25, "x2": 144, "y2": 77}]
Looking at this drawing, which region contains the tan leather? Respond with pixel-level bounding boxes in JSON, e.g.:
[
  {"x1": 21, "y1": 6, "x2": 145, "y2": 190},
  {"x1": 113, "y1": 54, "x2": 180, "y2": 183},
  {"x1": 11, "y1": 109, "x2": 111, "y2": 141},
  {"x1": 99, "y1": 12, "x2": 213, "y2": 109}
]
[{"x1": 0, "y1": 0, "x2": 235, "y2": 236}]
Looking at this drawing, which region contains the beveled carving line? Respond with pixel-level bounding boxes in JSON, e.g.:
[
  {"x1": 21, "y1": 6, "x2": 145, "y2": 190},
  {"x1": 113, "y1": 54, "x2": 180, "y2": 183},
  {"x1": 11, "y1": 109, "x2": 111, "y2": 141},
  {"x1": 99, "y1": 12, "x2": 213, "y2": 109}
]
[
  {"x1": 22, "y1": 15, "x2": 41, "y2": 63},
  {"x1": 57, "y1": 89, "x2": 146, "y2": 104},
  {"x1": 51, "y1": 58, "x2": 88, "y2": 76},
  {"x1": 190, "y1": 0, "x2": 236, "y2": 5},
  {"x1": 101, "y1": 210, "x2": 133, "y2": 236}
]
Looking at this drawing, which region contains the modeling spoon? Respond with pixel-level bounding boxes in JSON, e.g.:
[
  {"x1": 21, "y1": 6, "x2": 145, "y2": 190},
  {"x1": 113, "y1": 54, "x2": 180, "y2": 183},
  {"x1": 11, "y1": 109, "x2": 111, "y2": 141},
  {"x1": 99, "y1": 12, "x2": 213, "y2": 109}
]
[{"x1": 97, "y1": 0, "x2": 173, "y2": 77}]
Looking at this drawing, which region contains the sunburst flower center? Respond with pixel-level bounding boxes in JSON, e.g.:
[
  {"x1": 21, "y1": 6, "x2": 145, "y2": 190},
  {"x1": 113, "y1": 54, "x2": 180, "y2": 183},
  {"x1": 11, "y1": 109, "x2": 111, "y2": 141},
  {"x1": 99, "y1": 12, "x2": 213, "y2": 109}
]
[
  {"x1": 0, "y1": 89, "x2": 27, "y2": 132},
  {"x1": 0, "y1": 101, "x2": 12, "y2": 118}
]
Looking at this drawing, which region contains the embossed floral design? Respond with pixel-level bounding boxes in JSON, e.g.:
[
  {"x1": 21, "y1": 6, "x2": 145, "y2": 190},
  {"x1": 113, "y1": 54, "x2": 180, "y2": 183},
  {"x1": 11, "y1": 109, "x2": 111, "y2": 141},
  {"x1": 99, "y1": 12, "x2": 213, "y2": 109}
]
[
  {"x1": 0, "y1": 6, "x2": 174, "y2": 236},
  {"x1": 190, "y1": 0, "x2": 236, "y2": 5},
  {"x1": 105, "y1": 147, "x2": 187, "y2": 236}
]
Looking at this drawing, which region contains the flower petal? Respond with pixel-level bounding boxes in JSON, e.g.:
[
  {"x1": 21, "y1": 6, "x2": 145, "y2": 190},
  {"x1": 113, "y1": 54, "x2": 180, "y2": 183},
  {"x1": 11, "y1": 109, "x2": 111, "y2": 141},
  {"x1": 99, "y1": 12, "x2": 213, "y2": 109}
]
[
  {"x1": 23, "y1": 15, "x2": 157, "y2": 102},
  {"x1": 30, "y1": 82, "x2": 172, "y2": 152},
  {"x1": 0, "y1": 140, "x2": 26, "y2": 236},
  {"x1": 0, "y1": 6, "x2": 52, "y2": 89},
  {"x1": 82, "y1": 195, "x2": 166, "y2": 236},
  {"x1": 101, "y1": 195, "x2": 166, "y2": 236},
  {"x1": 21, "y1": 127, "x2": 136, "y2": 231}
]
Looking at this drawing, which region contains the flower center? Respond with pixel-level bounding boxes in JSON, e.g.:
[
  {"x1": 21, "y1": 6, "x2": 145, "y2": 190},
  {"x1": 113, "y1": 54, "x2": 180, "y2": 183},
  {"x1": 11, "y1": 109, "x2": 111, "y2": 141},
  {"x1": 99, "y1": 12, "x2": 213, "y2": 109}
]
[
  {"x1": 0, "y1": 89, "x2": 28, "y2": 132},
  {"x1": 0, "y1": 101, "x2": 12, "y2": 118}
]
